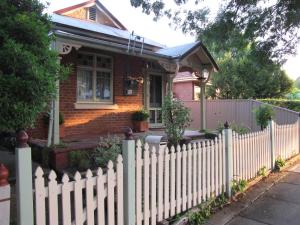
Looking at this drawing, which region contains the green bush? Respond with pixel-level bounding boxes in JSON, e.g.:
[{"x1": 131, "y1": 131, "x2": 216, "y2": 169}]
[
  {"x1": 69, "y1": 150, "x2": 90, "y2": 171},
  {"x1": 257, "y1": 166, "x2": 267, "y2": 177},
  {"x1": 162, "y1": 95, "x2": 192, "y2": 146},
  {"x1": 132, "y1": 109, "x2": 149, "y2": 121},
  {"x1": 259, "y1": 99, "x2": 300, "y2": 112},
  {"x1": 232, "y1": 179, "x2": 247, "y2": 195},
  {"x1": 91, "y1": 135, "x2": 122, "y2": 168},
  {"x1": 254, "y1": 105, "x2": 274, "y2": 130}
]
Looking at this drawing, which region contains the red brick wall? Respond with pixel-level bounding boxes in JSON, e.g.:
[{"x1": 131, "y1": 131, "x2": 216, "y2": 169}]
[
  {"x1": 173, "y1": 81, "x2": 194, "y2": 101},
  {"x1": 31, "y1": 47, "x2": 146, "y2": 139}
]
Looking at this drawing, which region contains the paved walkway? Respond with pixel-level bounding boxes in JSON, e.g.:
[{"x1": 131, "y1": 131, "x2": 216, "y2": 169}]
[{"x1": 208, "y1": 164, "x2": 300, "y2": 225}]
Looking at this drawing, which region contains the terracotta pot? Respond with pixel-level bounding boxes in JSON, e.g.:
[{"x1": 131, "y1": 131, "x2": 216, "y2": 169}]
[{"x1": 133, "y1": 120, "x2": 149, "y2": 132}]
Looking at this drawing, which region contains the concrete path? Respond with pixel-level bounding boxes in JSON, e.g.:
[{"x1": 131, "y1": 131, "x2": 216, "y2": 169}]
[{"x1": 208, "y1": 164, "x2": 300, "y2": 225}]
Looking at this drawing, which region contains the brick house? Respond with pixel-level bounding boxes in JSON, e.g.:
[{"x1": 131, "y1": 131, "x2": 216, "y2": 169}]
[
  {"x1": 173, "y1": 72, "x2": 201, "y2": 101},
  {"x1": 31, "y1": 0, "x2": 219, "y2": 144}
]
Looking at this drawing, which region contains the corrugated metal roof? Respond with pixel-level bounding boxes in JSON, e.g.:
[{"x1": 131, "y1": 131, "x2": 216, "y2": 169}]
[
  {"x1": 156, "y1": 42, "x2": 200, "y2": 58},
  {"x1": 51, "y1": 13, "x2": 165, "y2": 48}
]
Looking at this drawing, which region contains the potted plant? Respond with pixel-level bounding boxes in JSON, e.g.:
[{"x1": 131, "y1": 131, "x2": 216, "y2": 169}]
[{"x1": 132, "y1": 109, "x2": 149, "y2": 132}]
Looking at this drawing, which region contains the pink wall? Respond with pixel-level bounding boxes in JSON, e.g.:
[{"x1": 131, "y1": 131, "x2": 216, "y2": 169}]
[{"x1": 173, "y1": 82, "x2": 194, "y2": 101}]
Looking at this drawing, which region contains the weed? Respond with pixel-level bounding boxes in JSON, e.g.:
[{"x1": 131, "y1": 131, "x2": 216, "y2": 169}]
[
  {"x1": 257, "y1": 166, "x2": 267, "y2": 177},
  {"x1": 275, "y1": 157, "x2": 285, "y2": 170},
  {"x1": 231, "y1": 179, "x2": 247, "y2": 195}
]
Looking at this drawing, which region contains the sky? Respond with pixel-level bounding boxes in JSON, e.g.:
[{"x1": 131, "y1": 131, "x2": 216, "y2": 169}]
[{"x1": 42, "y1": 0, "x2": 300, "y2": 80}]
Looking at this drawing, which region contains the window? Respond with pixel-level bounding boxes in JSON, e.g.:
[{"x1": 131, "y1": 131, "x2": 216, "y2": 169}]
[
  {"x1": 77, "y1": 53, "x2": 113, "y2": 103},
  {"x1": 88, "y1": 6, "x2": 97, "y2": 21}
]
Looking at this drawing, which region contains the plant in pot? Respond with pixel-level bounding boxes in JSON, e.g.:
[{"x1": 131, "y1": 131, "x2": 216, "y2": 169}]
[
  {"x1": 132, "y1": 109, "x2": 149, "y2": 132},
  {"x1": 43, "y1": 112, "x2": 65, "y2": 138}
]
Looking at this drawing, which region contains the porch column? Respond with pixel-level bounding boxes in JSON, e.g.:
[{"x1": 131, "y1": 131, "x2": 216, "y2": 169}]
[
  {"x1": 200, "y1": 82, "x2": 206, "y2": 131},
  {"x1": 53, "y1": 78, "x2": 60, "y2": 145},
  {"x1": 168, "y1": 74, "x2": 175, "y2": 97}
]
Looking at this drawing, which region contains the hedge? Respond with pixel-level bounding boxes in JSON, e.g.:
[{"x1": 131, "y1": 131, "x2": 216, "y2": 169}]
[{"x1": 259, "y1": 99, "x2": 300, "y2": 112}]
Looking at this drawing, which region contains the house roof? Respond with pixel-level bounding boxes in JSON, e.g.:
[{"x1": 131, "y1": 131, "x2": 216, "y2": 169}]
[
  {"x1": 51, "y1": 13, "x2": 165, "y2": 49},
  {"x1": 53, "y1": 0, "x2": 127, "y2": 30},
  {"x1": 173, "y1": 72, "x2": 199, "y2": 82},
  {"x1": 157, "y1": 42, "x2": 219, "y2": 71}
]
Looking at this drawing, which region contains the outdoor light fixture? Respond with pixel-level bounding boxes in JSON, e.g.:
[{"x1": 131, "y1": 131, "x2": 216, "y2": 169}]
[{"x1": 195, "y1": 68, "x2": 209, "y2": 82}]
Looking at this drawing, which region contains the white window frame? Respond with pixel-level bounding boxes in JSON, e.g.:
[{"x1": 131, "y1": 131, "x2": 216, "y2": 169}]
[{"x1": 76, "y1": 52, "x2": 113, "y2": 104}]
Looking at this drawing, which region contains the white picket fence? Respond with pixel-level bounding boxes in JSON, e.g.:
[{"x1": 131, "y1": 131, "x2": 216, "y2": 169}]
[
  {"x1": 33, "y1": 120, "x2": 299, "y2": 225},
  {"x1": 135, "y1": 137, "x2": 226, "y2": 225},
  {"x1": 34, "y1": 156, "x2": 124, "y2": 225}
]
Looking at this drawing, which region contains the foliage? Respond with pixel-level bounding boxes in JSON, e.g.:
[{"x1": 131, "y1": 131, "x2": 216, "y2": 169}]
[
  {"x1": 257, "y1": 166, "x2": 267, "y2": 177},
  {"x1": 259, "y1": 99, "x2": 300, "y2": 112},
  {"x1": 231, "y1": 179, "x2": 247, "y2": 195},
  {"x1": 275, "y1": 157, "x2": 286, "y2": 171},
  {"x1": 162, "y1": 95, "x2": 191, "y2": 146},
  {"x1": 188, "y1": 193, "x2": 228, "y2": 225},
  {"x1": 69, "y1": 150, "x2": 90, "y2": 171},
  {"x1": 254, "y1": 105, "x2": 274, "y2": 130},
  {"x1": 43, "y1": 112, "x2": 65, "y2": 125},
  {"x1": 91, "y1": 135, "x2": 122, "y2": 168},
  {"x1": 295, "y1": 77, "x2": 300, "y2": 89},
  {"x1": 217, "y1": 122, "x2": 250, "y2": 134},
  {"x1": 130, "y1": 0, "x2": 300, "y2": 63},
  {"x1": 0, "y1": 0, "x2": 69, "y2": 132},
  {"x1": 132, "y1": 109, "x2": 149, "y2": 121}
]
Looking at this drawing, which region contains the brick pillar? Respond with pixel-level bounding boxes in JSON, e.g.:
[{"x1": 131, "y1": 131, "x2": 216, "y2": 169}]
[{"x1": 0, "y1": 163, "x2": 10, "y2": 225}]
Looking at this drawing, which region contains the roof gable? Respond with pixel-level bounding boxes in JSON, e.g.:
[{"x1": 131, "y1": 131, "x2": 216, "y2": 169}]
[{"x1": 53, "y1": 0, "x2": 127, "y2": 30}]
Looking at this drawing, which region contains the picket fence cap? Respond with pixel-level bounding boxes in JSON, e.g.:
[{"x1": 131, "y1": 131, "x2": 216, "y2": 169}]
[{"x1": 16, "y1": 130, "x2": 29, "y2": 148}]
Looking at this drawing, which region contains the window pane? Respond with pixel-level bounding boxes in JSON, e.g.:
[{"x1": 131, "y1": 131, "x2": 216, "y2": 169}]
[
  {"x1": 149, "y1": 110, "x2": 155, "y2": 123},
  {"x1": 150, "y1": 75, "x2": 162, "y2": 108},
  {"x1": 77, "y1": 70, "x2": 93, "y2": 100},
  {"x1": 96, "y1": 71, "x2": 111, "y2": 100},
  {"x1": 96, "y1": 56, "x2": 112, "y2": 69},
  {"x1": 77, "y1": 53, "x2": 93, "y2": 67}
]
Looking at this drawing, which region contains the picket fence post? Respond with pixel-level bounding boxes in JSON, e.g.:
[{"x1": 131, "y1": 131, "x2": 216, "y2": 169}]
[
  {"x1": 0, "y1": 164, "x2": 10, "y2": 225},
  {"x1": 122, "y1": 128, "x2": 136, "y2": 225},
  {"x1": 224, "y1": 122, "x2": 233, "y2": 198},
  {"x1": 16, "y1": 131, "x2": 34, "y2": 225},
  {"x1": 269, "y1": 120, "x2": 276, "y2": 170}
]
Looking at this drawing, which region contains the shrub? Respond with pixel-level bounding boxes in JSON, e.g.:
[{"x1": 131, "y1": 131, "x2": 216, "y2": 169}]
[
  {"x1": 132, "y1": 109, "x2": 149, "y2": 121},
  {"x1": 69, "y1": 150, "x2": 90, "y2": 171},
  {"x1": 257, "y1": 166, "x2": 267, "y2": 177},
  {"x1": 162, "y1": 95, "x2": 192, "y2": 146},
  {"x1": 259, "y1": 99, "x2": 300, "y2": 112},
  {"x1": 0, "y1": 0, "x2": 69, "y2": 132},
  {"x1": 91, "y1": 135, "x2": 122, "y2": 168},
  {"x1": 254, "y1": 105, "x2": 274, "y2": 130}
]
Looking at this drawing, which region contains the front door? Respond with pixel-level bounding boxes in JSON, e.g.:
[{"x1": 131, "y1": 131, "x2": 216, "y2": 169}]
[{"x1": 149, "y1": 74, "x2": 163, "y2": 127}]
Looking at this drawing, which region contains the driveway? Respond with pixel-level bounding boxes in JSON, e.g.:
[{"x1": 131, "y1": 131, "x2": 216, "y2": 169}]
[{"x1": 209, "y1": 163, "x2": 300, "y2": 225}]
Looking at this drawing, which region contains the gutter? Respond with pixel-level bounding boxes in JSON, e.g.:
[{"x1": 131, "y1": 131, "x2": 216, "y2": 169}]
[{"x1": 54, "y1": 30, "x2": 174, "y2": 63}]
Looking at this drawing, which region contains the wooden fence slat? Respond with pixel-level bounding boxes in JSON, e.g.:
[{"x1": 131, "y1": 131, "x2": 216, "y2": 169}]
[
  {"x1": 48, "y1": 170, "x2": 59, "y2": 225},
  {"x1": 107, "y1": 161, "x2": 115, "y2": 225},
  {"x1": 61, "y1": 174, "x2": 71, "y2": 225},
  {"x1": 182, "y1": 145, "x2": 187, "y2": 211},
  {"x1": 192, "y1": 143, "x2": 197, "y2": 206},
  {"x1": 96, "y1": 168, "x2": 105, "y2": 225},
  {"x1": 144, "y1": 144, "x2": 150, "y2": 225},
  {"x1": 74, "y1": 172, "x2": 83, "y2": 225},
  {"x1": 197, "y1": 142, "x2": 202, "y2": 204},
  {"x1": 150, "y1": 148, "x2": 157, "y2": 225},
  {"x1": 170, "y1": 146, "x2": 176, "y2": 216},
  {"x1": 86, "y1": 170, "x2": 94, "y2": 225},
  {"x1": 116, "y1": 155, "x2": 124, "y2": 225},
  {"x1": 157, "y1": 148, "x2": 164, "y2": 221},
  {"x1": 176, "y1": 145, "x2": 182, "y2": 214},
  {"x1": 35, "y1": 167, "x2": 46, "y2": 225},
  {"x1": 187, "y1": 144, "x2": 192, "y2": 209},
  {"x1": 207, "y1": 141, "x2": 211, "y2": 199},
  {"x1": 202, "y1": 142, "x2": 207, "y2": 201},
  {"x1": 164, "y1": 147, "x2": 170, "y2": 219},
  {"x1": 211, "y1": 140, "x2": 215, "y2": 197},
  {"x1": 136, "y1": 142, "x2": 142, "y2": 225}
]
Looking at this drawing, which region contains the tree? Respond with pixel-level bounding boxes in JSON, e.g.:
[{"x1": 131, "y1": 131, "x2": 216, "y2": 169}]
[
  {"x1": 0, "y1": 0, "x2": 67, "y2": 132},
  {"x1": 130, "y1": 0, "x2": 300, "y2": 63},
  {"x1": 295, "y1": 77, "x2": 300, "y2": 89}
]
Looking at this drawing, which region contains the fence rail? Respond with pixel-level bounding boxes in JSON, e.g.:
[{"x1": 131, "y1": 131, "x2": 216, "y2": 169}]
[{"x1": 31, "y1": 120, "x2": 299, "y2": 225}]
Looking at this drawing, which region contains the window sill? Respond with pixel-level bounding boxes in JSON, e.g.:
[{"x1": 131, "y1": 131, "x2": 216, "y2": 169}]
[{"x1": 74, "y1": 102, "x2": 119, "y2": 110}]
